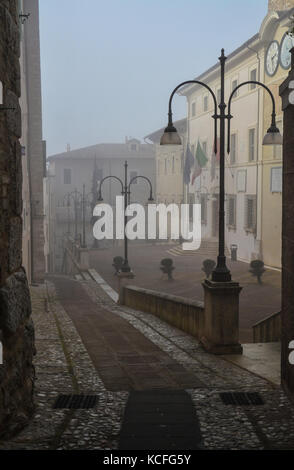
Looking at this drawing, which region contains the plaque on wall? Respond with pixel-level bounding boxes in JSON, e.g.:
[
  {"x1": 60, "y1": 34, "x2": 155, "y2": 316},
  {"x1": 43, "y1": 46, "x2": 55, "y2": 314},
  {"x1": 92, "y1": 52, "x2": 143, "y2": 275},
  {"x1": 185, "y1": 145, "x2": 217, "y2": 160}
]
[
  {"x1": 237, "y1": 169, "x2": 247, "y2": 192},
  {"x1": 270, "y1": 167, "x2": 282, "y2": 193}
]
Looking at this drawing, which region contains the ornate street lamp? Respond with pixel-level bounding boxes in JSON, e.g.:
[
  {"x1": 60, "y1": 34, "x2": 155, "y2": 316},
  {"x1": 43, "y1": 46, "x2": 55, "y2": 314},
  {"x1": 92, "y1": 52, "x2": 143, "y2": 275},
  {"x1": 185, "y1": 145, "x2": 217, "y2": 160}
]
[
  {"x1": 98, "y1": 160, "x2": 153, "y2": 273},
  {"x1": 160, "y1": 48, "x2": 282, "y2": 282}
]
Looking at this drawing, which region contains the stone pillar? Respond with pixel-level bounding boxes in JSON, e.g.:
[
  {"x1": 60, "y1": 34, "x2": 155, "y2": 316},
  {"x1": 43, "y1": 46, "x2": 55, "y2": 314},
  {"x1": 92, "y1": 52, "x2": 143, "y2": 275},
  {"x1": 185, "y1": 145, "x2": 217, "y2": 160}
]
[
  {"x1": 117, "y1": 271, "x2": 135, "y2": 304},
  {"x1": 279, "y1": 47, "x2": 294, "y2": 397},
  {"x1": 0, "y1": 1, "x2": 35, "y2": 438},
  {"x1": 201, "y1": 280, "x2": 243, "y2": 355}
]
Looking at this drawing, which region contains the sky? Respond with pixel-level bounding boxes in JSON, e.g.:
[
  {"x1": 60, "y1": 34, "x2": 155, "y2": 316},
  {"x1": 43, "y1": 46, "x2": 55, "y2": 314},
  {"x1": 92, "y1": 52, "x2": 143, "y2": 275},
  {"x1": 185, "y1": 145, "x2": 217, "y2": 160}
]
[{"x1": 39, "y1": 0, "x2": 268, "y2": 156}]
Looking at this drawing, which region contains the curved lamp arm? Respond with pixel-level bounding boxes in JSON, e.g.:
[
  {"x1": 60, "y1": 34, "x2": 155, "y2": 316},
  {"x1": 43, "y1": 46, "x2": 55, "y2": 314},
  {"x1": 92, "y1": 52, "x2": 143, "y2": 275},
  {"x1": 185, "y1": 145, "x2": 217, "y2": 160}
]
[
  {"x1": 227, "y1": 80, "x2": 277, "y2": 153},
  {"x1": 98, "y1": 175, "x2": 124, "y2": 200},
  {"x1": 167, "y1": 80, "x2": 218, "y2": 153},
  {"x1": 128, "y1": 175, "x2": 154, "y2": 201}
]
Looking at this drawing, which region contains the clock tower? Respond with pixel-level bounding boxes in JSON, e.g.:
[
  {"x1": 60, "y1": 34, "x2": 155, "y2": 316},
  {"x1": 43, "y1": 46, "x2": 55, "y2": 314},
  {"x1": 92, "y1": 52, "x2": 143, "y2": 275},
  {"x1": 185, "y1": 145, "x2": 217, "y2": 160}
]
[{"x1": 268, "y1": 0, "x2": 294, "y2": 11}]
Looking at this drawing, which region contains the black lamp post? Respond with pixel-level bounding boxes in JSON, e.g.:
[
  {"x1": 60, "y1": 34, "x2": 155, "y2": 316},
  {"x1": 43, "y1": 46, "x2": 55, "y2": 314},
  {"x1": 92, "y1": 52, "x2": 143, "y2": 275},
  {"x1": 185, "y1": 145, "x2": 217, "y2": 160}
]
[
  {"x1": 98, "y1": 160, "x2": 154, "y2": 273},
  {"x1": 160, "y1": 48, "x2": 282, "y2": 283}
]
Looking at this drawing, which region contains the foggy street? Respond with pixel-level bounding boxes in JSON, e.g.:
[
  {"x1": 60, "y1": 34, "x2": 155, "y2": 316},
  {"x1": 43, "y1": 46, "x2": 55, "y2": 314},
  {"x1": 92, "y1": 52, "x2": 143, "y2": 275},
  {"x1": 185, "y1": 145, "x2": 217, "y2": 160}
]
[{"x1": 1, "y1": 0, "x2": 294, "y2": 457}]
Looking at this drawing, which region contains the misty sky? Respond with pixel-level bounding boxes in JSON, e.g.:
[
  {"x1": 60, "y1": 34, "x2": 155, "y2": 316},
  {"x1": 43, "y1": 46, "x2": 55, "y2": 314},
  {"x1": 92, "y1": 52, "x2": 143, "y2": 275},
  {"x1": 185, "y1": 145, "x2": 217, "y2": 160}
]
[{"x1": 39, "y1": 0, "x2": 268, "y2": 156}]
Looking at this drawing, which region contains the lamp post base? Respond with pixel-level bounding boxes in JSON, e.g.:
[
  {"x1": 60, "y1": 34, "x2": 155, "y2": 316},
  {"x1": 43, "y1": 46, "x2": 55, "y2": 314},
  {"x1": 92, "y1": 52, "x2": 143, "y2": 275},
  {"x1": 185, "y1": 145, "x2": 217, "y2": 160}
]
[
  {"x1": 211, "y1": 256, "x2": 231, "y2": 282},
  {"x1": 201, "y1": 279, "x2": 243, "y2": 355}
]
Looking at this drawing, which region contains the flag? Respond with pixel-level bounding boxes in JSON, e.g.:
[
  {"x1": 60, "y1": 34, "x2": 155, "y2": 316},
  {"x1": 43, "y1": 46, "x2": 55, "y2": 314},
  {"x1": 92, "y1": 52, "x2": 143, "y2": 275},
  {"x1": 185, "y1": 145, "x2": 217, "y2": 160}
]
[
  {"x1": 183, "y1": 145, "x2": 195, "y2": 185},
  {"x1": 195, "y1": 140, "x2": 208, "y2": 167},
  {"x1": 191, "y1": 141, "x2": 208, "y2": 185},
  {"x1": 211, "y1": 138, "x2": 220, "y2": 181}
]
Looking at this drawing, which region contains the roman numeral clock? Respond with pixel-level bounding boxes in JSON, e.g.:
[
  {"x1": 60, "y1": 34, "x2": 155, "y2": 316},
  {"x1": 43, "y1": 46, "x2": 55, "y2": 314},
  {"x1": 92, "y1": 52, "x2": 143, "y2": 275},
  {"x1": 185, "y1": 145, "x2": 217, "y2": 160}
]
[{"x1": 265, "y1": 34, "x2": 294, "y2": 76}]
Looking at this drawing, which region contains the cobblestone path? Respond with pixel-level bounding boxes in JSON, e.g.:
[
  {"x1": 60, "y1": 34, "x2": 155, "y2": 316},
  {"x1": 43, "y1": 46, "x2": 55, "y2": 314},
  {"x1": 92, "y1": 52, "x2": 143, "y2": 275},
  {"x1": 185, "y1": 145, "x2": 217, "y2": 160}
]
[
  {"x1": 52, "y1": 276, "x2": 203, "y2": 392},
  {"x1": 0, "y1": 275, "x2": 293, "y2": 450}
]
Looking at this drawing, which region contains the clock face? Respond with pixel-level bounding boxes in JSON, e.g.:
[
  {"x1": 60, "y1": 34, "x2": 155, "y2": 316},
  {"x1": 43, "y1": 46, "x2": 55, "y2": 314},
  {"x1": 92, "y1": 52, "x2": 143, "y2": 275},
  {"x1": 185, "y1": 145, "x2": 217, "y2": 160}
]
[
  {"x1": 265, "y1": 40, "x2": 279, "y2": 76},
  {"x1": 280, "y1": 32, "x2": 294, "y2": 69}
]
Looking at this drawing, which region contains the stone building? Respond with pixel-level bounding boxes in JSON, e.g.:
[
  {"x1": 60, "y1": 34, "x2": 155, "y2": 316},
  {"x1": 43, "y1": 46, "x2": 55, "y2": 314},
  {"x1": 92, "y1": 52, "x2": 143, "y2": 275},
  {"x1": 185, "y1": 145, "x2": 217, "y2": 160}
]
[
  {"x1": 0, "y1": 0, "x2": 35, "y2": 438},
  {"x1": 20, "y1": 0, "x2": 45, "y2": 284},
  {"x1": 45, "y1": 138, "x2": 155, "y2": 272}
]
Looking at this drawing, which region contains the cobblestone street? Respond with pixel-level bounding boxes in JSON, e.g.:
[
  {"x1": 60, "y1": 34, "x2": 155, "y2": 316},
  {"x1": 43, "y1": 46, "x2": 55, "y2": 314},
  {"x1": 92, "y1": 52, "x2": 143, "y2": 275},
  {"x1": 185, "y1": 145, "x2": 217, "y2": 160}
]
[{"x1": 0, "y1": 275, "x2": 293, "y2": 450}]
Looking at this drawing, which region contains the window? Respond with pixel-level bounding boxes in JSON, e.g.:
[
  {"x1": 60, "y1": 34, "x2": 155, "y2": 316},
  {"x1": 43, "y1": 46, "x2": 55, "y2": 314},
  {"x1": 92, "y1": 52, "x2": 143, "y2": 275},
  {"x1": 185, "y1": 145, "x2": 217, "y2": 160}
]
[
  {"x1": 172, "y1": 156, "x2": 175, "y2": 173},
  {"x1": 270, "y1": 167, "x2": 282, "y2": 193},
  {"x1": 227, "y1": 195, "x2": 236, "y2": 228},
  {"x1": 230, "y1": 133, "x2": 237, "y2": 164},
  {"x1": 203, "y1": 95, "x2": 208, "y2": 112},
  {"x1": 191, "y1": 102, "x2": 196, "y2": 117},
  {"x1": 130, "y1": 170, "x2": 138, "y2": 184},
  {"x1": 244, "y1": 195, "x2": 256, "y2": 231},
  {"x1": 130, "y1": 143, "x2": 137, "y2": 151},
  {"x1": 232, "y1": 79, "x2": 238, "y2": 98},
  {"x1": 158, "y1": 160, "x2": 160, "y2": 175},
  {"x1": 164, "y1": 158, "x2": 167, "y2": 174},
  {"x1": 249, "y1": 128, "x2": 256, "y2": 161},
  {"x1": 200, "y1": 194, "x2": 208, "y2": 225},
  {"x1": 250, "y1": 69, "x2": 257, "y2": 89},
  {"x1": 63, "y1": 168, "x2": 71, "y2": 184}
]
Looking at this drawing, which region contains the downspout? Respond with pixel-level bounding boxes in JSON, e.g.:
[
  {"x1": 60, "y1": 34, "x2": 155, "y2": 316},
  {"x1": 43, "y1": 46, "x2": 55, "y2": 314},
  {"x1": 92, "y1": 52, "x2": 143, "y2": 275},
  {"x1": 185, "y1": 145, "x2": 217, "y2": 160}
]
[{"x1": 247, "y1": 42, "x2": 262, "y2": 259}]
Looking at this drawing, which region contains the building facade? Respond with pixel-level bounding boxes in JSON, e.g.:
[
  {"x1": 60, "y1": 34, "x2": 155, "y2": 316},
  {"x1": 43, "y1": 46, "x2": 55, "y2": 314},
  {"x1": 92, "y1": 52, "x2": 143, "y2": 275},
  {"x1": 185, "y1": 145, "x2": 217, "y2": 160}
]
[
  {"x1": 45, "y1": 138, "x2": 155, "y2": 272},
  {"x1": 178, "y1": 1, "x2": 294, "y2": 268},
  {"x1": 20, "y1": 0, "x2": 45, "y2": 283}
]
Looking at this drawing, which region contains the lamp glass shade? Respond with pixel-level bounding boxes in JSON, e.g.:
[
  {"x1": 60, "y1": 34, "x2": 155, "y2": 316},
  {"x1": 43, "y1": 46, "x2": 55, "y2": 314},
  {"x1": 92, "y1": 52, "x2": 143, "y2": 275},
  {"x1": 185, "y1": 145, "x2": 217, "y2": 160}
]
[
  {"x1": 262, "y1": 130, "x2": 283, "y2": 145},
  {"x1": 160, "y1": 129, "x2": 182, "y2": 145}
]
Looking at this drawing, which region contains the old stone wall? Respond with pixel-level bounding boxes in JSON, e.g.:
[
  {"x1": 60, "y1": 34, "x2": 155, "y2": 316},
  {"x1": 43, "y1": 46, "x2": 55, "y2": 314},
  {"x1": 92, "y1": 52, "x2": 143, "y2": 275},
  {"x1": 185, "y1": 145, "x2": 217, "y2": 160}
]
[
  {"x1": 268, "y1": 0, "x2": 294, "y2": 11},
  {"x1": 279, "y1": 50, "x2": 294, "y2": 398},
  {"x1": 120, "y1": 285, "x2": 205, "y2": 339},
  {"x1": 0, "y1": 0, "x2": 35, "y2": 438}
]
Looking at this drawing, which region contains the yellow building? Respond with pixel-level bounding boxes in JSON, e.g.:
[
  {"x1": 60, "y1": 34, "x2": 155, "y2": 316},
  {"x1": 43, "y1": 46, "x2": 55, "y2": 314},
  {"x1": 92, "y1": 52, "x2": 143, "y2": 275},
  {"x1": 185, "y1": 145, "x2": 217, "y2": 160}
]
[
  {"x1": 259, "y1": 4, "x2": 294, "y2": 268},
  {"x1": 178, "y1": 0, "x2": 294, "y2": 268}
]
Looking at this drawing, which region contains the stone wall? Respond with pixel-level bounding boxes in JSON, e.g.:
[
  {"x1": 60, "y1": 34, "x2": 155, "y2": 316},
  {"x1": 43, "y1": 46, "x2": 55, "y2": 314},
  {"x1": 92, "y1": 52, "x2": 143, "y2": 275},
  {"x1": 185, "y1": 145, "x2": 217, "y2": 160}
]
[
  {"x1": 0, "y1": 0, "x2": 35, "y2": 438},
  {"x1": 120, "y1": 285, "x2": 205, "y2": 339},
  {"x1": 268, "y1": 0, "x2": 294, "y2": 11},
  {"x1": 279, "y1": 50, "x2": 294, "y2": 398}
]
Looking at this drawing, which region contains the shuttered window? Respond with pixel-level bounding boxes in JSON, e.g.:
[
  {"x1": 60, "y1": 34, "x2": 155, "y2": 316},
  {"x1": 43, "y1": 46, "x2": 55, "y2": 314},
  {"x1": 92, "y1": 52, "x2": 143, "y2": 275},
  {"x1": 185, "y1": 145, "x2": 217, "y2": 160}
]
[
  {"x1": 230, "y1": 133, "x2": 237, "y2": 164},
  {"x1": 249, "y1": 128, "x2": 255, "y2": 161},
  {"x1": 226, "y1": 195, "x2": 236, "y2": 228},
  {"x1": 244, "y1": 195, "x2": 257, "y2": 231}
]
